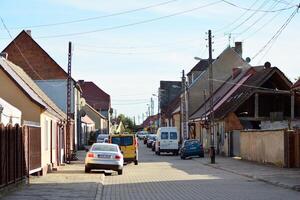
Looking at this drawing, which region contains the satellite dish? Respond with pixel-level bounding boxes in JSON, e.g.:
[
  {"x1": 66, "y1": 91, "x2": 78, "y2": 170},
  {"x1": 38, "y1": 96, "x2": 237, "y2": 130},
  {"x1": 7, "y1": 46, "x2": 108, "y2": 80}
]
[
  {"x1": 264, "y1": 62, "x2": 271, "y2": 68},
  {"x1": 80, "y1": 98, "x2": 86, "y2": 107},
  {"x1": 245, "y1": 57, "x2": 251, "y2": 63}
]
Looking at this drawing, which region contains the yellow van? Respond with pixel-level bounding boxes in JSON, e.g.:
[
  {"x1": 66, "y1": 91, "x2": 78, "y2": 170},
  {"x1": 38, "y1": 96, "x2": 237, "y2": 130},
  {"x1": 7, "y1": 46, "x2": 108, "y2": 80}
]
[{"x1": 110, "y1": 134, "x2": 138, "y2": 165}]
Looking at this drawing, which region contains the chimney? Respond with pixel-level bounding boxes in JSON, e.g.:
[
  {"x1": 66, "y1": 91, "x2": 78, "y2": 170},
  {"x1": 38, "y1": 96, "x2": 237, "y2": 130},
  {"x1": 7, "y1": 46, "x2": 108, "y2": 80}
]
[
  {"x1": 25, "y1": 30, "x2": 32, "y2": 37},
  {"x1": 234, "y1": 42, "x2": 242, "y2": 57},
  {"x1": 232, "y1": 67, "x2": 242, "y2": 79},
  {"x1": 0, "y1": 52, "x2": 8, "y2": 59},
  {"x1": 78, "y1": 80, "x2": 84, "y2": 85}
]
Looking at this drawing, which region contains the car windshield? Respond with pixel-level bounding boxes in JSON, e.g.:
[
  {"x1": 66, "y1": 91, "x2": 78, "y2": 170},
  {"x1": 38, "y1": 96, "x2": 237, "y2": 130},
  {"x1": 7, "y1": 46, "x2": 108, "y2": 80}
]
[
  {"x1": 185, "y1": 140, "x2": 200, "y2": 146},
  {"x1": 111, "y1": 136, "x2": 133, "y2": 146},
  {"x1": 170, "y1": 132, "x2": 177, "y2": 140},
  {"x1": 91, "y1": 145, "x2": 118, "y2": 152}
]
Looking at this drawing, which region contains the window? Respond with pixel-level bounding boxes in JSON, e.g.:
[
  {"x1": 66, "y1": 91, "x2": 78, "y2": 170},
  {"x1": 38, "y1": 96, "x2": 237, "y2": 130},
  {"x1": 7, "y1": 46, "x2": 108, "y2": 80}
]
[
  {"x1": 161, "y1": 132, "x2": 168, "y2": 140},
  {"x1": 111, "y1": 136, "x2": 133, "y2": 146},
  {"x1": 92, "y1": 145, "x2": 117, "y2": 152},
  {"x1": 170, "y1": 132, "x2": 177, "y2": 140}
]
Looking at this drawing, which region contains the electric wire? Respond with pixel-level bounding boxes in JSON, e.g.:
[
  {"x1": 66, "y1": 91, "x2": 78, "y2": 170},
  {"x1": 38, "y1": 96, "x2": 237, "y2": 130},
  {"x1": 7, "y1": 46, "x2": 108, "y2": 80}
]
[
  {"x1": 36, "y1": 1, "x2": 222, "y2": 39},
  {"x1": 0, "y1": 16, "x2": 44, "y2": 80},
  {"x1": 251, "y1": 6, "x2": 299, "y2": 60},
  {"x1": 227, "y1": 0, "x2": 271, "y2": 34},
  {"x1": 3, "y1": 0, "x2": 180, "y2": 30},
  {"x1": 236, "y1": 0, "x2": 280, "y2": 37},
  {"x1": 214, "y1": 0, "x2": 261, "y2": 33},
  {"x1": 221, "y1": 0, "x2": 296, "y2": 12}
]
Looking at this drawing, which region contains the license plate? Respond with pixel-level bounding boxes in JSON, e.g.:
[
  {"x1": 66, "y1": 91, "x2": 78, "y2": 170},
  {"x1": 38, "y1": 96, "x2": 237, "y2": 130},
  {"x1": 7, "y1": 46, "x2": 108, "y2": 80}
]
[{"x1": 97, "y1": 154, "x2": 111, "y2": 159}]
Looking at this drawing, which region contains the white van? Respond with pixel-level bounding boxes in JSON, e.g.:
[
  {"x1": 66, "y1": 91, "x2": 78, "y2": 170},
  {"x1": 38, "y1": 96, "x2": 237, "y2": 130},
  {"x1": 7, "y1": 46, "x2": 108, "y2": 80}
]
[{"x1": 155, "y1": 127, "x2": 179, "y2": 155}]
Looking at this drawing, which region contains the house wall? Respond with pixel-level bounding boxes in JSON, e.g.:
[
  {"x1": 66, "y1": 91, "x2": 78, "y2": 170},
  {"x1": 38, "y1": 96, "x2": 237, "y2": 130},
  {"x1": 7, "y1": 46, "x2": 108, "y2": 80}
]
[
  {"x1": 0, "y1": 68, "x2": 41, "y2": 124},
  {"x1": 82, "y1": 104, "x2": 102, "y2": 130},
  {"x1": 172, "y1": 113, "x2": 180, "y2": 135},
  {"x1": 188, "y1": 48, "x2": 250, "y2": 116},
  {"x1": 40, "y1": 111, "x2": 60, "y2": 175},
  {"x1": 260, "y1": 120, "x2": 300, "y2": 130},
  {"x1": 240, "y1": 129, "x2": 285, "y2": 166},
  {"x1": 36, "y1": 80, "x2": 81, "y2": 148}
]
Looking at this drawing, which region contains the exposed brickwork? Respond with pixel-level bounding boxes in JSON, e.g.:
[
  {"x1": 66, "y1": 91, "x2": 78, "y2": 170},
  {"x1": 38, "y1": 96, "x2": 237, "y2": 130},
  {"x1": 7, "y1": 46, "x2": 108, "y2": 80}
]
[{"x1": 2, "y1": 31, "x2": 68, "y2": 80}]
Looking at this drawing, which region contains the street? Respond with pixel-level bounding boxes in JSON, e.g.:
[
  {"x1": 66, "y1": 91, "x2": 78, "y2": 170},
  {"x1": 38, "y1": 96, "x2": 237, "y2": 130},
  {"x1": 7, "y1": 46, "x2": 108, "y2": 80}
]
[{"x1": 2, "y1": 142, "x2": 300, "y2": 200}]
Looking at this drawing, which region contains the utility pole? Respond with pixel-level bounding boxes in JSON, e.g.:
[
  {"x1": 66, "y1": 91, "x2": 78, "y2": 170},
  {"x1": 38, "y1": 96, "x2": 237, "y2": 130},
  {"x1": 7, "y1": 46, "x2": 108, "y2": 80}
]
[
  {"x1": 208, "y1": 30, "x2": 215, "y2": 164},
  {"x1": 151, "y1": 97, "x2": 154, "y2": 116},
  {"x1": 66, "y1": 41, "x2": 72, "y2": 163},
  {"x1": 181, "y1": 70, "x2": 188, "y2": 142}
]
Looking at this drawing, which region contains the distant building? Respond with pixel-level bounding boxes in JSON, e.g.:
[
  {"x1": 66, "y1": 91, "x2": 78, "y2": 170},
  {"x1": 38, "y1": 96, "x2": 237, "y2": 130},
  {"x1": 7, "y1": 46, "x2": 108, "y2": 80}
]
[{"x1": 78, "y1": 80, "x2": 111, "y2": 133}]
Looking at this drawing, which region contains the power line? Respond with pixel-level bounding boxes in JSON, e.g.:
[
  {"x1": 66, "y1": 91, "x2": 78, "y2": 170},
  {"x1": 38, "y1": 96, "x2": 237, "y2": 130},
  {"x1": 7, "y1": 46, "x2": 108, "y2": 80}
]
[
  {"x1": 236, "y1": 0, "x2": 281, "y2": 36},
  {"x1": 252, "y1": 6, "x2": 299, "y2": 60},
  {"x1": 226, "y1": 0, "x2": 271, "y2": 33},
  {"x1": 214, "y1": 0, "x2": 261, "y2": 33},
  {"x1": 240, "y1": 0, "x2": 296, "y2": 41},
  {"x1": 221, "y1": 0, "x2": 296, "y2": 12},
  {"x1": 3, "y1": 0, "x2": 180, "y2": 30},
  {"x1": 36, "y1": 1, "x2": 222, "y2": 39}
]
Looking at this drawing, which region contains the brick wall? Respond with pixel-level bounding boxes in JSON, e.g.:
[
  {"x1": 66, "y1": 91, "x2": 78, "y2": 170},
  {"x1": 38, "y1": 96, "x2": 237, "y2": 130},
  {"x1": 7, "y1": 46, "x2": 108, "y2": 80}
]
[{"x1": 3, "y1": 31, "x2": 67, "y2": 80}]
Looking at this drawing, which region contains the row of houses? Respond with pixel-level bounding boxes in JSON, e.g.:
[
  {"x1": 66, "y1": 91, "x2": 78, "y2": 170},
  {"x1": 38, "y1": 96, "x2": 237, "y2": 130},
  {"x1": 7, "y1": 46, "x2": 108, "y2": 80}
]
[
  {"x1": 0, "y1": 30, "x2": 112, "y2": 188},
  {"x1": 156, "y1": 42, "x2": 300, "y2": 167}
]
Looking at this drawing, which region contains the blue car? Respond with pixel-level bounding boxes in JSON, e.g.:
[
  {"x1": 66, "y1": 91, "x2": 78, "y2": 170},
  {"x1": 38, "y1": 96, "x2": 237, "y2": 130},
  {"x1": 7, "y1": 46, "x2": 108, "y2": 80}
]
[{"x1": 180, "y1": 139, "x2": 204, "y2": 159}]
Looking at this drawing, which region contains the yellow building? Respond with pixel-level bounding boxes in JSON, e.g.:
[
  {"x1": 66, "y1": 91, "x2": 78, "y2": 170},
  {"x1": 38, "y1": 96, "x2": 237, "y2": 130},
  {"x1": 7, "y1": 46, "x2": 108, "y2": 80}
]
[{"x1": 0, "y1": 57, "x2": 66, "y2": 175}]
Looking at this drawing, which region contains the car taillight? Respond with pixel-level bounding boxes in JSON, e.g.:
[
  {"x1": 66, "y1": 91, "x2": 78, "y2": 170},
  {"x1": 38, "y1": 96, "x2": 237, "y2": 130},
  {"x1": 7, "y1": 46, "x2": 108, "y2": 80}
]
[
  {"x1": 115, "y1": 154, "x2": 121, "y2": 160},
  {"x1": 87, "y1": 153, "x2": 94, "y2": 158}
]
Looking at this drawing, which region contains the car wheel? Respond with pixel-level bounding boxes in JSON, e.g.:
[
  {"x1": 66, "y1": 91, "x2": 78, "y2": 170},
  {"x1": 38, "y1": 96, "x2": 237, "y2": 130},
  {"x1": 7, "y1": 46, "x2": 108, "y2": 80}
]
[
  {"x1": 85, "y1": 166, "x2": 91, "y2": 173},
  {"x1": 134, "y1": 160, "x2": 138, "y2": 165},
  {"x1": 117, "y1": 169, "x2": 123, "y2": 175}
]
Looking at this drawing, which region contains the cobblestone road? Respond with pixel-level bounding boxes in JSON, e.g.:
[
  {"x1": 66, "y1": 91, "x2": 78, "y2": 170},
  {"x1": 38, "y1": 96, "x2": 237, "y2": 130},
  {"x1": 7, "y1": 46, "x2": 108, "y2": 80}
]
[
  {"x1": 100, "y1": 142, "x2": 300, "y2": 200},
  {"x1": 2, "y1": 144, "x2": 300, "y2": 200}
]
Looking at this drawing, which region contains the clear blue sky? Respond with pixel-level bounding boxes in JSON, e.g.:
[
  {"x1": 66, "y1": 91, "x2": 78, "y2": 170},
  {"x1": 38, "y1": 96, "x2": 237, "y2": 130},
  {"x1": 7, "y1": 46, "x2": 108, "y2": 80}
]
[{"x1": 1, "y1": 0, "x2": 299, "y2": 124}]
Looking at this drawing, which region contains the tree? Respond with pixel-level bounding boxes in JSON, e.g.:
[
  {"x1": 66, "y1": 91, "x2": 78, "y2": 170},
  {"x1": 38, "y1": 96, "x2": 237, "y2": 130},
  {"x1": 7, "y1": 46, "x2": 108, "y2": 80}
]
[{"x1": 117, "y1": 114, "x2": 135, "y2": 133}]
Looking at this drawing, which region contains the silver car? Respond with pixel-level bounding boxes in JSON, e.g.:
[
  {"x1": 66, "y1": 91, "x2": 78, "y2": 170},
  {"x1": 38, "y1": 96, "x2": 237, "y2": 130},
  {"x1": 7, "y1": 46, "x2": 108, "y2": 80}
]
[
  {"x1": 85, "y1": 143, "x2": 124, "y2": 175},
  {"x1": 96, "y1": 134, "x2": 108, "y2": 143}
]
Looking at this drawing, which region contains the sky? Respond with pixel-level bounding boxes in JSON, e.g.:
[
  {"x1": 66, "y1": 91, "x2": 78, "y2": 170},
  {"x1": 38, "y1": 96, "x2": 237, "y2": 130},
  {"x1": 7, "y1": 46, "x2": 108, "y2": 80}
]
[{"x1": 0, "y1": 0, "x2": 299, "y2": 124}]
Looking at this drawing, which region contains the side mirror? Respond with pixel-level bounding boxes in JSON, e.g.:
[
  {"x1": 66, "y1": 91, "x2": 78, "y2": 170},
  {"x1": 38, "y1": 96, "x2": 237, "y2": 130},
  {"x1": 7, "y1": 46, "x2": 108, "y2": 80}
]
[{"x1": 121, "y1": 151, "x2": 124, "y2": 154}]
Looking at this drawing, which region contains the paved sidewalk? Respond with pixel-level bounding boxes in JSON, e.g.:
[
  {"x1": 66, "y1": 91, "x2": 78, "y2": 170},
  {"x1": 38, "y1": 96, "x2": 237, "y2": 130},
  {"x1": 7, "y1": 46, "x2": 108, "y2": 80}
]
[
  {"x1": 2, "y1": 151, "x2": 104, "y2": 200},
  {"x1": 196, "y1": 155, "x2": 300, "y2": 192}
]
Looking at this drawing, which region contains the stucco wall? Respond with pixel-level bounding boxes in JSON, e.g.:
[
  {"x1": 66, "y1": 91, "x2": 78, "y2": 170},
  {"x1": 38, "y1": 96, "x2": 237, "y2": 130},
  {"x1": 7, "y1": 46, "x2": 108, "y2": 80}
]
[
  {"x1": 188, "y1": 48, "x2": 250, "y2": 115},
  {"x1": 0, "y1": 68, "x2": 41, "y2": 124},
  {"x1": 240, "y1": 129, "x2": 285, "y2": 166},
  {"x1": 173, "y1": 113, "x2": 180, "y2": 136}
]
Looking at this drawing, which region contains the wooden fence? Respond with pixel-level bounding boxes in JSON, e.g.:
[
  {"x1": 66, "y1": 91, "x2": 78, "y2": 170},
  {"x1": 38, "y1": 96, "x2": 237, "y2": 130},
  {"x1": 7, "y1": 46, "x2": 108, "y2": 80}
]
[{"x1": 0, "y1": 124, "x2": 26, "y2": 189}]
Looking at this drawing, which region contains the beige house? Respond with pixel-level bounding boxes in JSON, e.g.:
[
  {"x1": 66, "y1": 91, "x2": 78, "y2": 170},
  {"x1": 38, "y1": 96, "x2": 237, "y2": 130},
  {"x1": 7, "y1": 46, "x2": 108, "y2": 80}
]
[
  {"x1": 0, "y1": 56, "x2": 66, "y2": 175},
  {"x1": 82, "y1": 103, "x2": 107, "y2": 133}
]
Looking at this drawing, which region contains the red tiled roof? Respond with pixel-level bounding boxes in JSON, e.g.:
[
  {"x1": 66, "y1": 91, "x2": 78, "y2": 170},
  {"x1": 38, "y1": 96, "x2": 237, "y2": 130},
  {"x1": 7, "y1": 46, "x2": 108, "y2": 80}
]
[
  {"x1": 78, "y1": 81, "x2": 110, "y2": 111},
  {"x1": 142, "y1": 114, "x2": 158, "y2": 127}
]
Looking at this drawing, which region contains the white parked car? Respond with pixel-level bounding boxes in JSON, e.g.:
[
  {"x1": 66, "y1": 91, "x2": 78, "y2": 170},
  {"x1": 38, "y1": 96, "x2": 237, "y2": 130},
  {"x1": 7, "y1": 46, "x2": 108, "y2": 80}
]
[
  {"x1": 96, "y1": 134, "x2": 108, "y2": 143},
  {"x1": 136, "y1": 131, "x2": 149, "y2": 140},
  {"x1": 155, "y1": 127, "x2": 179, "y2": 155},
  {"x1": 85, "y1": 143, "x2": 124, "y2": 175}
]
